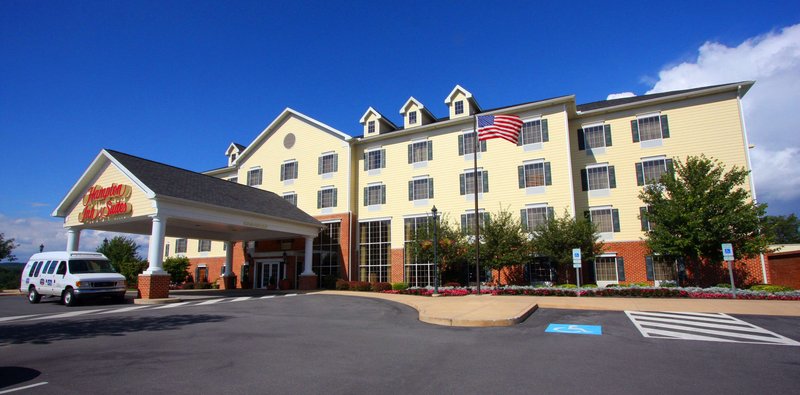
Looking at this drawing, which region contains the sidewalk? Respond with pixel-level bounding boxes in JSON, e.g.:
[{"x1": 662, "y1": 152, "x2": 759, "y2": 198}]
[{"x1": 315, "y1": 290, "x2": 800, "y2": 327}]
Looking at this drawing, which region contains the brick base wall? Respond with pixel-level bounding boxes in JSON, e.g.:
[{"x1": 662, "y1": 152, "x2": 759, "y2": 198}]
[
  {"x1": 138, "y1": 274, "x2": 170, "y2": 299},
  {"x1": 298, "y1": 275, "x2": 318, "y2": 290},
  {"x1": 391, "y1": 248, "x2": 405, "y2": 283}
]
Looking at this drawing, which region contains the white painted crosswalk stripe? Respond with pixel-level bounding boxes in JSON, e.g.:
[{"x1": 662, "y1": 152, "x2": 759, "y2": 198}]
[
  {"x1": 260, "y1": 295, "x2": 275, "y2": 299},
  {"x1": 0, "y1": 314, "x2": 42, "y2": 322},
  {"x1": 230, "y1": 297, "x2": 252, "y2": 302},
  {"x1": 196, "y1": 298, "x2": 227, "y2": 305},
  {"x1": 98, "y1": 305, "x2": 150, "y2": 314},
  {"x1": 30, "y1": 309, "x2": 107, "y2": 320},
  {"x1": 626, "y1": 311, "x2": 800, "y2": 346},
  {"x1": 152, "y1": 302, "x2": 191, "y2": 309}
]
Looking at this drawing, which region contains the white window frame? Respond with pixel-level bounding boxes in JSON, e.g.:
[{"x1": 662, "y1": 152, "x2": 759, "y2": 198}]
[
  {"x1": 463, "y1": 168, "x2": 487, "y2": 195},
  {"x1": 454, "y1": 100, "x2": 464, "y2": 115},
  {"x1": 641, "y1": 155, "x2": 668, "y2": 184},
  {"x1": 595, "y1": 254, "x2": 619, "y2": 287},
  {"x1": 365, "y1": 148, "x2": 383, "y2": 171},
  {"x1": 589, "y1": 206, "x2": 614, "y2": 234},
  {"x1": 283, "y1": 192, "x2": 297, "y2": 206},
  {"x1": 365, "y1": 182, "x2": 384, "y2": 207},
  {"x1": 636, "y1": 113, "x2": 664, "y2": 142},
  {"x1": 247, "y1": 167, "x2": 262, "y2": 186},
  {"x1": 368, "y1": 120, "x2": 375, "y2": 134},
  {"x1": 523, "y1": 203, "x2": 549, "y2": 232},
  {"x1": 586, "y1": 163, "x2": 610, "y2": 191},
  {"x1": 520, "y1": 117, "x2": 543, "y2": 146},
  {"x1": 582, "y1": 122, "x2": 608, "y2": 151},
  {"x1": 408, "y1": 111, "x2": 417, "y2": 125},
  {"x1": 282, "y1": 160, "x2": 298, "y2": 181},
  {"x1": 410, "y1": 176, "x2": 433, "y2": 201},
  {"x1": 409, "y1": 139, "x2": 430, "y2": 163},
  {"x1": 319, "y1": 151, "x2": 337, "y2": 175},
  {"x1": 319, "y1": 187, "x2": 336, "y2": 209},
  {"x1": 522, "y1": 159, "x2": 546, "y2": 188}
]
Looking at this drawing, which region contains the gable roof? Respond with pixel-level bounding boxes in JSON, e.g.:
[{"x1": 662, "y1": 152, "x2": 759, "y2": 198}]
[
  {"x1": 398, "y1": 97, "x2": 436, "y2": 121},
  {"x1": 359, "y1": 106, "x2": 399, "y2": 129},
  {"x1": 53, "y1": 149, "x2": 321, "y2": 228},
  {"x1": 576, "y1": 81, "x2": 754, "y2": 113},
  {"x1": 225, "y1": 142, "x2": 246, "y2": 156}
]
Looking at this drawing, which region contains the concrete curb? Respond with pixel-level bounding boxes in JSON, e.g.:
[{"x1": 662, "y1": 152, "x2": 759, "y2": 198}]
[{"x1": 133, "y1": 297, "x2": 184, "y2": 305}]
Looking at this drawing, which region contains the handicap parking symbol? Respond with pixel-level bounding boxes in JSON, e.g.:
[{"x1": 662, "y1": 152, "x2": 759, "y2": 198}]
[{"x1": 545, "y1": 323, "x2": 602, "y2": 335}]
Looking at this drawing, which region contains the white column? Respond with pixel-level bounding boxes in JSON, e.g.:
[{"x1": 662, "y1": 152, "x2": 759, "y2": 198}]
[
  {"x1": 65, "y1": 228, "x2": 81, "y2": 252},
  {"x1": 223, "y1": 241, "x2": 234, "y2": 277},
  {"x1": 144, "y1": 216, "x2": 167, "y2": 275},
  {"x1": 301, "y1": 236, "x2": 315, "y2": 275}
]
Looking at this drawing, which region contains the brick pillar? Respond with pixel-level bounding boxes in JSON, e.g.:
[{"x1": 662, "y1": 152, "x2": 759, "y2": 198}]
[
  {"x1": 220, "y1": 275, "x2": 237, "y2": 290},
  {"x1": 138, "y1": 274, "x2": 170, "y2": 299},
  {"x1": 298, "y1": 274, "x2": 318, "y2": 290}
]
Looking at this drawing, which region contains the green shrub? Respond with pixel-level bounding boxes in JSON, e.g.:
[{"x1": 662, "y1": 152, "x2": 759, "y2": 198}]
[
  {"x1": 335, "y1": 279, "x2": 350, "y2": 290},
  {"x1": 716, "y1": 283, "x2": 732, "y2": 288},
  {"x1": 581, "y1": 284, "x2": 598, "y2": 288},
  {"x1": 391, "y1": 282, "x2": 409, "y2": 291},
  {"x1": 321, "y1": 275, "x2": 338, "y2": 290},
  {"x1": 163, "y1": 256, "x2": 191, "y2": 284},
  {"x1": 351, "y1": 281, "x2": 371, "y2": 291},
  {"x1": 749, "y1": 284, "x2": 794, "y2": 292},
  {"x1": 182, "y1": 282, "x2": 195, "y2": 290},
  {"x1": 371, "y1": 282, "x2": 392, "y2": 292},
  {"x1": 605, "y1": 284, "x2": 620, "y2": 287},
  {"x1": 195, "y1": 282, "x2": 212, "y2": 289},
  {"x1": 117, "y1": 261, "x2": 148, "y2": 286},
  {"x1": 557, "y1": 284, "x2": 577, "y2": 289},
  {"x1": 630, "y1": 282, "x2": 651, "y2": 287}
]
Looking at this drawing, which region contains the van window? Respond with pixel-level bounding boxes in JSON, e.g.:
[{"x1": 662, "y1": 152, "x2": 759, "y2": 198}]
[
  {"x1": 47, "y1": 261, "x2": 58, "y2": 274},
  {"x1": 68, "y1": 260, "x2": 117, "y2": 274},
  {"x1": 56, "y1": 261, "x2": 67, "y2": 275},
  {"x1": 33, "y1": 261, "x2": 44, "y2": 277},
  {"x1": 28, "y1": 261, "x2": 39, "y2": 277}
]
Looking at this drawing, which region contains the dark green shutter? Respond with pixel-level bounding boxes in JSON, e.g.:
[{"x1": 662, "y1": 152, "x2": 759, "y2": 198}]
[
  {"x1": 645, "y1": 256, "x2": 654, "y2": 281},
  {"x1": 584, "y1": 210, "x2": 590, "y2": 220},
  {"x1": 604, "y1": 124, "x2": 612, "y2": 147},
  {"x1": 482, "y1": 171, "x2": 489, "y2": 193},
  {"x1": 317, "y1": 190, "x2": 322, "y2": 209},
  {"x1": 332, "y1": 188, "x2": 337, "y2": 207},
  {"x1": 458, "y1": 134, "x2": 464, "y2": 155},
  {"x1": 293, "y1": 163, "x2": 298, "y2": 179},
  {"x1": 461, "y1": 214, "x2": 467, "y2": 234},
  {"x1": 483, "y1": 212, "x2": 490, "y2": 228},
  {"x1": 318, "y1": 157, "x2": 323, "y2": 174},
  {"x1": 616, "y1": 257, "x2": 626, "y2": 281},
  {"x1": 660, "y1": 115, "x2": 670, "y2": 138},
  {"x1": 608, "y1": 165, "x2": 616, "y2": 188},
  {"x1": 363, "y1": 152, "x2": 367, "y2": 171},
  {"x1": 380, "y1": 149, "x2": 386, "y2": 168},
  {"x1": 578, "y1": 129, "x2": 585, "y2": 150},
  {"x1": 631, "y1": 120, "x2": 640, "y2": 142},
  {"x1": 480, "y1": 139, "x2": 487, "y2": 152},
  {"x1": 612, "y1": 209, "x2": 620, "y2": 232},
  {"x1": 428, "y1": 178, "x2": 434, "y2": 198},
  {"x1": 408, "y1": 144, "x2": 413, "y2": 164},
  {"x1": 541, "y1": 119, "x2": 549, "y2": 142},
  {"x1": 459, "y1": 174, "x2": 466, "y2": 195},
  {"x1": 517, "y1": 130, "x2": 523, "y2": 146},
  {"x1": 520, "y1": 209, "x2": 528, "y2": 231},
  {"x1": 408, "y1": 181, "x2": 414, "y2": 201},
  {"x1": 640, "y1": 207, "x2": 649, "y2": 231},
  {"x1": 381, "y1": 185, "x2": 386, "y2": 204},
  {"x1": 333, "y1": 153, "x2": 338, "y2": 172},
  {"x1": 544, "y1": 162, "x2": 552, "y2": 186},
  {"x1": 665, "y1": 158, "x2": 674, "y2": 175},
  {"x1": 635, "y1": 162, "x2": 644, "y2": 186},
  {"x1": 518, "y1": 166, "x2": 525, "y2": 188},
  {"x1": 427, "y1": 140, "x2": 433, "y2": 160},
  {"x1": 363, "y1": 187, "x2": 368, "y2": 206},
  {"x1": 580, "y1": 169, "x2": 588, "y2": 191},
  {"x1": 547, "y1": 207, "x2": 555, "y2": 221},
  {"x1": 280, "y1": 163, "x2": 285, "y2": 181}
]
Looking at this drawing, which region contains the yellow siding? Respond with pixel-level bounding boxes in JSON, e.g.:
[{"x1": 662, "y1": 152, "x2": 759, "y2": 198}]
[
  {"x1": 357, "y1": 104, "x2": 573, "y2": 248},
  {"x1": 570, "y1": 92, "x2": 749, "y2": 242},
  {"x1": 64, "y1": 161, "x2": 154, "y2": 227}
]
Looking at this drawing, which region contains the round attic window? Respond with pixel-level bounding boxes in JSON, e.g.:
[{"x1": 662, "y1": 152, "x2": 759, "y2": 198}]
[{"x1": 283, "y1": 133, "x2": 296, "y2": 149}]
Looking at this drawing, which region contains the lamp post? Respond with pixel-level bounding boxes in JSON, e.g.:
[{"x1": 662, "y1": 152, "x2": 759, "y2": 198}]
[{"x1": 432, "y1": 205, "x2": 439, "y2": 295}]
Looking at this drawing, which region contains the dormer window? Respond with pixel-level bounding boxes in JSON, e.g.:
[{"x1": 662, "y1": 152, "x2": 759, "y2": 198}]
[
  {"x1": 455, "y1": 100, "x2": 464, "y2": 115},
  {"x1": 409, "y1": 111, "x2": 417, "y2": 125},
  {"x1": 368, "y1": 121, "x2": 375, "y2": 134}
]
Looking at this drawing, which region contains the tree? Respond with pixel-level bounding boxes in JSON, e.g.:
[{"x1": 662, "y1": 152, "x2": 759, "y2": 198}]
[
  {"x1": 529, "y1": 210, "x2": 604, "y2": 284},
  {"x1": 163, "y1": 256, "x2": 191, "y2": 284},
  {"x1": 639, "y1": 155, "x2": 772, "y2": 286},
  {"x1": 0, "y1": 233, "x2": 18, "y2": 263},
  {"x1": 473, "y1": 208, "x2": 531, "y2": 284},
  {"x1": 96, "y1": 236, "x2": 142, "y2": 269},
  {"x1": 406, "y1": 214, "x2": 469, "y2": 285},
  {"x1": 762, "y1": 214, "x2": 800, "y2": 244}
]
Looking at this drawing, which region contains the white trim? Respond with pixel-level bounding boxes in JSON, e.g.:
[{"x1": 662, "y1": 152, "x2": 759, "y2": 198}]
[
  {"x1": 320, "y1": 185, "x2": 336, "y2": 191},
  {"x1": 464, "y1": 208, "x2": 486, "y2": 214},
  {"x1": 444, "y1": 84, "x2": 473, "y2": 104},
  {"x1": 636, "y1": 111, "x2": 661, "y2": 119},
  {"x1": 412, "y1": 174, "x2": 430, "y2": 180},
  {"x1": 521, "y1": 115, "x2": 542, "y2": 123},
  {"x1": 523, "y1": 158, "x2": 545, "y2": 165},
  {"x1": 248, "y1": 165, "x2": 261, "y2": 170},
  {"x1": 320, "y1": 219, "x2": 341, "y2": 224},
  {"x1": 403, "y1": 212, "x2": 433, "y2": 219},
  {"x1": 282, "y1": 159, "x2": 297, "y2": 164},
  {"x1": 590, "y1": 205, "x2": 613, "y2": 211},
  {"x1": 366, "y1": 181, "x2": 383, "y2": 186},
  {"x1": 464, "y1": 167, "x2": 484, "y2": 173},
  {"x1": 399, "y1": 97, "x2": 425, "y2": 114},
  {"x1": 641, "y1": 155, "x2": 667, "y2": 161},
  {"x1": 364, "y1": 146, "x2": 383, "y2": 153},
  {"x1": 585, "y1": 162, "x2": 609, "y2": 170},
  {"x1": 410, "y1": 136, "x2": 429, "y2": 143},
  {"x1": 599, "y1": 252, "x2": 618, "y2": 257},
  {"x1": 525, "y1": 203, "x2": 548, "y2": 209},
  {"x1": 359, "y1": 107, "x2": 382, "y2": 124},
  {"x1": 581, "y1": 121, "x2": 604, "y2": 129},
  {"x1": 563, "y1": 104, "x2": 576, "y2": 218},
  {"x1": 359, "y1": 217, "x2": 392, "y2": 223}
]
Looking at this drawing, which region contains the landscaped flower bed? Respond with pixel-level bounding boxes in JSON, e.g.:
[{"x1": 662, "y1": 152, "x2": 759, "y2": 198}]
[{"x1": 380, "y1": 285, "x2": 800, "y2": 300}]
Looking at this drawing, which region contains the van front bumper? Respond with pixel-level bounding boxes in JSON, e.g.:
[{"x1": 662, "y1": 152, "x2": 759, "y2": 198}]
[{"x1": 73, "y1": 287, "x2": 127, "y2": 296}]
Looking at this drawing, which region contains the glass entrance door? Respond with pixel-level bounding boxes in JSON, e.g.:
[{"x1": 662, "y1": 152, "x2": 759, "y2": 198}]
[{"x1": 256, "y1": 261, "x2": 281, "y2": 289}]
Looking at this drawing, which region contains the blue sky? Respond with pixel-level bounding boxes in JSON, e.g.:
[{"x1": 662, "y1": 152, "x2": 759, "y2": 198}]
[{"x1": 2, "y1": 0, "x2": 799, "y2": 259}]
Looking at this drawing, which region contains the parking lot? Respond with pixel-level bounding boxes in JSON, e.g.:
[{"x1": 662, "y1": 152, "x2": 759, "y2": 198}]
[{"x1": 1, "y1": 293, "x2": 799, "y2": 394}]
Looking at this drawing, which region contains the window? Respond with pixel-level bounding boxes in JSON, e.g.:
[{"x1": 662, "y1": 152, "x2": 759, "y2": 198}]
[
  {"x1": 408, "y1": 177, "x2": 434, "y2": 200},
  {"x1": 518, "y1": 161, "x2": 552, "y2": 188},
  {"x1": 318, "y1": 153, "x2": 338, "y2": 175},
  {"x1": 577, "y1": 124, "x2": 612, "y2": 150},
  {"x1": 198, "y1": 240, "x2": 211, "y2": 252},
  {"x1": 228, "y1": 176, "x2": 238, "y2": 183},
  {"x1": 283, "y1": 193, "x2": 297, "y2": 206},
  {"x1": 368, "y1": 120, "x2": 375, "y2": 134},
  {"x1": 364, "y1": 149, "x2": 385, "y2": 171},
  {"x1": 460, "y1": 169, "x2": 489, "y2": 195},
  {"x1": 636, "y1": 158, "x2": 673, "y2": 185},
  {"x1": 461, "y1": 211, "x2": 490, "y2": 235},
  {"x1": 247, "y1": 168, "x2": 262, "y2": 186},
  {"x1": 580, "y1": 165, "x2": 616, "y2": 191},
  {"x1": 281, "y1": 160, "x2": 298, "y2": 181},
  {"x1": 317, "y1": 187, "x2": 337, "y2": 209},
  {"x1": 359, "y1": 220, "x2": 391, "y2": 282},
  {"x1": 455, "y1": 100, "x2": 464, "y2": 115},
  {"x1": 314, "y1": 222, "x2": 341, "y2": 287},
  {"x1": 407, "y1": 140, "x2": 433, "y2": 163},
  {"x1": 458, "y1": 131, "x2": 487, "y2": 155},
  {"x1": 632, "y1": 115, "x2": 670, "y2": 142},
  {"x1": 175, "y1": 239, "x2": 187, "y2": 254},
  {"x1": 404, "y1": 216, "x2": 434, "y2": 287},
  {"x1": 408, "y1": 111, "x2": 417, "y2": 125},
  {"x1": 587, "y1": 208, "x2": 620, "y2": 233},
  {"x1": 647, "y1": 256, "x2": 677, "y2": 282},
  {"x1": 639, "y1": 206, "x2": 655, "y2": 231},
  {"x1": 594, "y1": 256, "x2": 625, "y2": 283},
  {"x1": 47, "y1": 261, "x2": 57, "y2": 274},
  {"x1": 519, "y1": 119, "x2": 549, "y2": 145},
  {"x1": 364, "y1": 184, "x2": 386, "y2": 206},
  {"x1": 520, "y1": 206, "x2": 554, "y2": 231}
]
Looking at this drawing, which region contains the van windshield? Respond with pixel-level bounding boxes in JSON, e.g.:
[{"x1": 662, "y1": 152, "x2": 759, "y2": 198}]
[{"x1": 68, "y1": 260, "x2": 117, "y2": 274}]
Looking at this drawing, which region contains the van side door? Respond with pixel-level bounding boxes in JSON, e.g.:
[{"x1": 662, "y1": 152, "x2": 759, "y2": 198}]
[{"x1": 54, "y1": 261, "x2": 68, "y2": 295}]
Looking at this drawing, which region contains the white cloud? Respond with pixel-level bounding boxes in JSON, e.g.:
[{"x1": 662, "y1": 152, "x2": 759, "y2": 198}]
[
  {"x1": 606, "y1": 92, "x2": 636, "y2": 100},
  {"x1": 647, "y1": 24, "x2": 800, "y2": 209},
  {"x1": 0, "y1": 213, "x2": 149, "y2": 262}
]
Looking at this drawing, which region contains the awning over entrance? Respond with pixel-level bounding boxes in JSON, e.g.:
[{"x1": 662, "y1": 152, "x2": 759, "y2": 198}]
[{"x1": 52, "y1": 149, "x2": 324, "y2": 298}]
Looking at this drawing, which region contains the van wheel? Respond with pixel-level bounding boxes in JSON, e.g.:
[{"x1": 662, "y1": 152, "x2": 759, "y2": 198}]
[
  {"x1": 62, "y1": 288, "x2": 77, "y2": 307},
  {"x1": 28, "y1": 287, "x2": 41, "y2": 304}
]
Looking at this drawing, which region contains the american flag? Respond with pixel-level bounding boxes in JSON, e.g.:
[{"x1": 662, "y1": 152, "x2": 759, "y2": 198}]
[{"x1": 477, "y1": 114, "x2": 524, "y2": 144}]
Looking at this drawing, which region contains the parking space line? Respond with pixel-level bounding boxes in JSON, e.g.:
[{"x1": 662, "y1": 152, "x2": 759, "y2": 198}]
[
  {"x1": 152, "y1": 302, "x2": 191, "y2": 309},
  {"x1": 196, "y1": 298, "x2": 227, "y2": 305},
  {"x1": 0, "y1": 314, "x2": 42, "y2": 322},
  {"x1": 30, "y1": 309, "x2": 107, "y2": 320},
  {"x1": 97, "y1": 305, "x2": 151, "y2": 314},
  {"x1": 0, "y1": 381, "x2": 48, "y2": 394}
]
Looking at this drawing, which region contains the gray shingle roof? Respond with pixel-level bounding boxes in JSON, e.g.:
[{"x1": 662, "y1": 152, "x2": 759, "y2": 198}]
[
  {"x1": 576, "y1": 83, "x2": 741, "y2": 112},
  {"x1": 105, "y1": 149, "x2": 321, "y2": 227}
]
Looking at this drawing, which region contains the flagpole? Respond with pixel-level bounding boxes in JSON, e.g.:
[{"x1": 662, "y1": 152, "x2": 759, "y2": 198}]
[{"x1": 473, "y1": 114, "x2": 481, "y2": 295}]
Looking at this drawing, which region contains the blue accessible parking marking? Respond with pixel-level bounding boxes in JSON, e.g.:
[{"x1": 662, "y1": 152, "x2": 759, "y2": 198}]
[{"x1": 545, "y1": 324, "x2": 602, "y2": 335}]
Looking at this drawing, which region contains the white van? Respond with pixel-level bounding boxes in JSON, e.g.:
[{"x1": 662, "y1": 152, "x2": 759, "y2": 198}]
[{"x1": 19, "y1": 251, "x2": 127, "y2": 306}]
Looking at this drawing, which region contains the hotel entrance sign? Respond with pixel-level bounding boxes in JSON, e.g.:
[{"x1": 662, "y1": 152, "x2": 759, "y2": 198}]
[{"x1": 79, "y1": 183, "x2": 133, "y2": 223}]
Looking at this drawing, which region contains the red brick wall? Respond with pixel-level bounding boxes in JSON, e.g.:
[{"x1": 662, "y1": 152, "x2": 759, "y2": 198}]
[
  {"x1": 391, "y1": 248, "x2": 404, "y2": 283},
  {"x1": 138, "y1": 274, "x2": 169, "y2": 299},
  {"x1": 767, "y1": 251, "x2": 800, "y2": 289}
]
